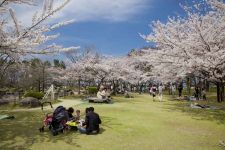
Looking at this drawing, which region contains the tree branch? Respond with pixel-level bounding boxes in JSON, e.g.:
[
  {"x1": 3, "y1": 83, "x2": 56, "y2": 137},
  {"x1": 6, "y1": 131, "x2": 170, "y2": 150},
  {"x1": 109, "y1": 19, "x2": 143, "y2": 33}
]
[{"x1": 0, "y1": 0, "x2": 7, "y2": 7}]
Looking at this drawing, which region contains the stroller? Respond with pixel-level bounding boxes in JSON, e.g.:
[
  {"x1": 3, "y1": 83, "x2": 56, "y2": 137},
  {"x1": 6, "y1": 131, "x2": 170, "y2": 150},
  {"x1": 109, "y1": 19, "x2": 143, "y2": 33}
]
[{"x1": 39, "y1": 106, "x2": 69, "y2": 136}]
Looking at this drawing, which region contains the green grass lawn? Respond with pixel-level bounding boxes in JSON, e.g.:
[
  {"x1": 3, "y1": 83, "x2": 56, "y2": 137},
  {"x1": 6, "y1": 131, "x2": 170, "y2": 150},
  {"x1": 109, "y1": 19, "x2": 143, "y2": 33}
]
[
  {"x1": 0, "y1": 94, "x2": 225, "y2": 150},
  {"x1": 0, "y1": 99, "x2": 62, "y2": 110}
]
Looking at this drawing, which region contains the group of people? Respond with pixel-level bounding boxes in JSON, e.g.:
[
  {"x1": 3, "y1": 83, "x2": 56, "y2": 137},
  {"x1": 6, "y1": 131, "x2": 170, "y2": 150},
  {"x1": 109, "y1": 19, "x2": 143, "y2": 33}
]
[
  {"x1": 41, "y1": 106, "x2": 102, "y2": 135},
  {"x1": 169, "y1": 82, "x2": 207, "y2": 100},
  {"x1": 169, "y1": 83, "x2": 183, "y2": 97},
  {"x1": 66, "y1": 106, "x2": 102, "y2": 134},
  {"x1": 192, "y1": 87, "x2": 207, "y2": 101}
]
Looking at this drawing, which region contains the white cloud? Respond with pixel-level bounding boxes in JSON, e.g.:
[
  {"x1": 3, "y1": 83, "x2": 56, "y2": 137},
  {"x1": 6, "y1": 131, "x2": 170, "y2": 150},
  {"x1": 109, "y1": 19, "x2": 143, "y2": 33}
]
[
  {"x1": 54, "y1": 0, "x2": 151, "y2": 22},
  {"x1": 13, "y1": 0, "x2": 151, "y2": 26}
]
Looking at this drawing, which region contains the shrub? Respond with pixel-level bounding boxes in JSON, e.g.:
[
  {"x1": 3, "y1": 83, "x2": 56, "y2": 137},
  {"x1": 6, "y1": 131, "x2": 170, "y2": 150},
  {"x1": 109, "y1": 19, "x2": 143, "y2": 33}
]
[
  {"x1": 87, "y1": 87, "x2": 98, "y2": 95},
  {"x1": 24, "y1": 91, "x2": 44, "y2": 99}
]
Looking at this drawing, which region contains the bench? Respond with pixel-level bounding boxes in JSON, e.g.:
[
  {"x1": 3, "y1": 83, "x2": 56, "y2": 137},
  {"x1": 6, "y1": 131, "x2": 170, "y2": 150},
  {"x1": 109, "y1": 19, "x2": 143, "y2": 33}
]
[{"x1": 86, "y1": 97, "x2": 111, "y2": 103}]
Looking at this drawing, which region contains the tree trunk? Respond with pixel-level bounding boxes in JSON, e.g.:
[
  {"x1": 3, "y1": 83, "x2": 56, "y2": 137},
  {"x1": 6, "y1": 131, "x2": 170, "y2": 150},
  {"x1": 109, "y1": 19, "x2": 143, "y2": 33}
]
[
  {"x1": 168, "y1": 83, "x2": 171, "y2": 95},
  {"x1": 205, "y1": 80, "x2": 210, "y2": 92},
  {"x1": 216, "y1": 82, "x2": 224, "y2": 103},
  {"x1": 221, "y1": 84, "x2": 224, "y2": 102},
  {"x1": 115, "y1": 80, "x2": 119, "y2": 94},
  {"x1": 42, "y1": 66, "x2": 45, "y2": 92},
  {"x1": 111, "y1": 80, "x2": 116, "y2": 95},
  {"x1": 78, "y1": 77, "x2": 81, "y2": 94},
  {"x1": 199, "y1": 78, "x2": 203, "y2": 98},
  {"x1": 194, "y1": 77, "x2": 197, "y2": 89},
  {"x1": 38, "y1": 79, "x2": 41, "y2": 92},
  {"x1": 186, "y1": 77, "x2": 191, "y2": 96}
]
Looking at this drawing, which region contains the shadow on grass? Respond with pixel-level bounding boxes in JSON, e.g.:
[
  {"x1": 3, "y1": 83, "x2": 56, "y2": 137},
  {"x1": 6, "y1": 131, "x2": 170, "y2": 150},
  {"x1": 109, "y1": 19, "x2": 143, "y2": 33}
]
[
  {"x1": 0, "y1": 112, "x2": 80, "y2": 150},
  {"x1": 113, "y1": 100, "x2": 135, "y2": 105},
  {"x1": 163, "y1": 101, "x2": 225, "y2": 125},
  {"x1": 0, "y1": 113, "x2": 120, "y2": 149},
  {"x1": 111, "y1": 96, "x2": 137, "y2": 105},
  {"x1": 101, "y1": 116, "x2": 122, "y2": 129}
]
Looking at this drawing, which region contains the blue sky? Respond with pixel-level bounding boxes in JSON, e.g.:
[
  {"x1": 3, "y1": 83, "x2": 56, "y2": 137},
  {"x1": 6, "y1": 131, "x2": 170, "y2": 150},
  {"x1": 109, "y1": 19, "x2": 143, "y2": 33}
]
[
  {"x1": 16, "y1": 0, "x2": 187, "y2": 57},
  {"x1": 50, "y1": 0, "x2": 186, "y2": 56}
]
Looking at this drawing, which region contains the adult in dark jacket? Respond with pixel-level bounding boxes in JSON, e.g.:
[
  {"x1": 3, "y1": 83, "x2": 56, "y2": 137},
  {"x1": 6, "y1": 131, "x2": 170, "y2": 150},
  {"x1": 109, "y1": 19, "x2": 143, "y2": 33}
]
[
  {"x1": 195, "y1": 87, "x2": 200, "y2": 100},
  {"x1": 178, "y1": 83, "x2": 183, "y2": 97},
  {"x1": 78, "y1": 107, "x2": 101, "y2": 134}
]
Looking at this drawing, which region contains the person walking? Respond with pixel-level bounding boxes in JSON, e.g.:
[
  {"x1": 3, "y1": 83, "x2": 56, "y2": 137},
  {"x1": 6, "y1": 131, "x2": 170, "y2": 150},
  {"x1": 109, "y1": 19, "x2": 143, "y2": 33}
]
[
  {"x1": 178, "y1": 82, "x2": 183, "y2": 99},
  {"x1": 151, "y1": 85, "x2": 157, "y2": 101},
  {"x1": 171, "y1": 84, "x2": 176, "y2": 97},
  {"x1": 158, "y1": 84, "x2": 163, "y2": 102}
]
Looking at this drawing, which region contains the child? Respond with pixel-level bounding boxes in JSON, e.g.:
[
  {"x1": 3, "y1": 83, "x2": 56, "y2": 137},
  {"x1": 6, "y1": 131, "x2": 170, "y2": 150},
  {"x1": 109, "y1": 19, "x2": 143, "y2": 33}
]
[{"x1": 75, "y1": 109, "x2": 81, "y2": 122}]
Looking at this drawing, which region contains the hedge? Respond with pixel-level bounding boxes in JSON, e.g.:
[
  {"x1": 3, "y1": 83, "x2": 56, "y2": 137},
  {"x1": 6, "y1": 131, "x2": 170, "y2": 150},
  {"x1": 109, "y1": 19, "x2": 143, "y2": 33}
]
[
  {"x1": 87, "y1": 87, "x2": 98, "y2": 94},
  {"x1": 24, "y1": 91, "x2": 44, "y2": 99}
]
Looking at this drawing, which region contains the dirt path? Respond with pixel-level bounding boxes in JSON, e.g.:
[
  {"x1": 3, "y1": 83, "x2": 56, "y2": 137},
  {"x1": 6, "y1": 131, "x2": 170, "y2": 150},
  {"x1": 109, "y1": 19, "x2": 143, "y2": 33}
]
[{"x1": 1, "y1": 99, "x2": 84, "y2": 112}]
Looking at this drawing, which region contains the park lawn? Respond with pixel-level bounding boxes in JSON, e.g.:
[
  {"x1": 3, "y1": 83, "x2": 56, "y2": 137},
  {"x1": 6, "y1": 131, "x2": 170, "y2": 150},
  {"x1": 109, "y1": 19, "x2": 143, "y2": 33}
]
[
  {"x1": 0, "y1": 99, "x2": 62, "y2": 110},
  {"x1": 0, "y1": 94, "x2": 225, "y2": 150}
]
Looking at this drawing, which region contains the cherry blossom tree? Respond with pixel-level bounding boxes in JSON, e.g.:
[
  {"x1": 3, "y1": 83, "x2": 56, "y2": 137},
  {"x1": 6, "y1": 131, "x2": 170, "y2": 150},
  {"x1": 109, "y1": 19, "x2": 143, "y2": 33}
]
[
  {"x1": 0, "y1": 0, "x2": 78, "y2": 86},
  {"x1": 141, "y1": 0, "x2": 225, "y2": 102}
]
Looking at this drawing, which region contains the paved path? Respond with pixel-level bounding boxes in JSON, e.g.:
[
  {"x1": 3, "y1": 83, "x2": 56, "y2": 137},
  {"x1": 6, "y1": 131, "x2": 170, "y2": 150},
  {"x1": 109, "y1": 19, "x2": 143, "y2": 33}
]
[{"x1": 1, "y1": 99, "x2": 84, "y2": 112}]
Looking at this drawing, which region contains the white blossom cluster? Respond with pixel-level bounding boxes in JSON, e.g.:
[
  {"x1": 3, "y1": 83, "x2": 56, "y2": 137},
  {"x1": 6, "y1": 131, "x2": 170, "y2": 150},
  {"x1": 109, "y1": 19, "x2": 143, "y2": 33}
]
[
  {"x1": 0, "y1": 0, "x2": 76, "y2": 63},
  {"x1": 138, "y1": 0, "x2": 225, "y2": 84},
  {"x1": 6, "y1": 0, "x2": 224, "y2": 87},
  {"x1": 52, "y1": 0, "x2": 225, "y2": 86}
]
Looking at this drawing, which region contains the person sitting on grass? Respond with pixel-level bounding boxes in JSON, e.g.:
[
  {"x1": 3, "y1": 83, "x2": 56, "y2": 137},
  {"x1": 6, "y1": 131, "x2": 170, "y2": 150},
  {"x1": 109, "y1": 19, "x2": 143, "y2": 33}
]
[
  {"x1": 78, "y1": 107, "x2": 102, "y2": 134},
  {"x1": 60, "y1": 107, "x2": 76, "y2": 131},
  {"x1": 105, "y1": 88, "x2": 112, "y2": 98},
  {"x1": 67, "y1": 107, "x2": 75, "y2": 121},
  {"x1": 77, "y1": 107, "x2": 90, "y2": 126},
  {"x1": 101, "y1": 88, "x2": 107, "y2": 98},
  {"x1": 75, "y1": 109, "x2": 81, "y2": 122},
  {"x1": 97, "y1": 90, "x2": 103, "y2": 99},
  {"x1": 97, "y1": 88, "x2": 106, "y2": 99}
]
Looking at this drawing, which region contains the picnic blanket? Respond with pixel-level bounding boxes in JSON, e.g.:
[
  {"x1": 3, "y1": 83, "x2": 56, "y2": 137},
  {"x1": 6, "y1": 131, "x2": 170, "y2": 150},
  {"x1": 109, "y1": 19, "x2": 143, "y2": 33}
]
[
  {"x1": 190, "y1": 103, "x2": 219, "y2": 110},
  {"x1": 66, "y1": 121, "x2": 78, "y2": 127}
]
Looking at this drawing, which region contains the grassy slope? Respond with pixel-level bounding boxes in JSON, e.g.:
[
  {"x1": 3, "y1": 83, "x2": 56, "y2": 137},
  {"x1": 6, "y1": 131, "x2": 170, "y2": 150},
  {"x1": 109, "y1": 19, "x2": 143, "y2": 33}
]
[{"x1": 0, "y1": 94, "x2": 225, "y2": 150}]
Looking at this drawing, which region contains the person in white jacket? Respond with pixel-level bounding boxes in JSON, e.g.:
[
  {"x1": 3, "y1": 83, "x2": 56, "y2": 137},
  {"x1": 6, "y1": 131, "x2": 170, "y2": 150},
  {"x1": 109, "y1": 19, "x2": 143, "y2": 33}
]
[
  {"x1": 158, "y1": 84, "x2": 163, "y2": 102},
  {"x1": 97, "y1": 88, "x2": 107, "y2": 99}
]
